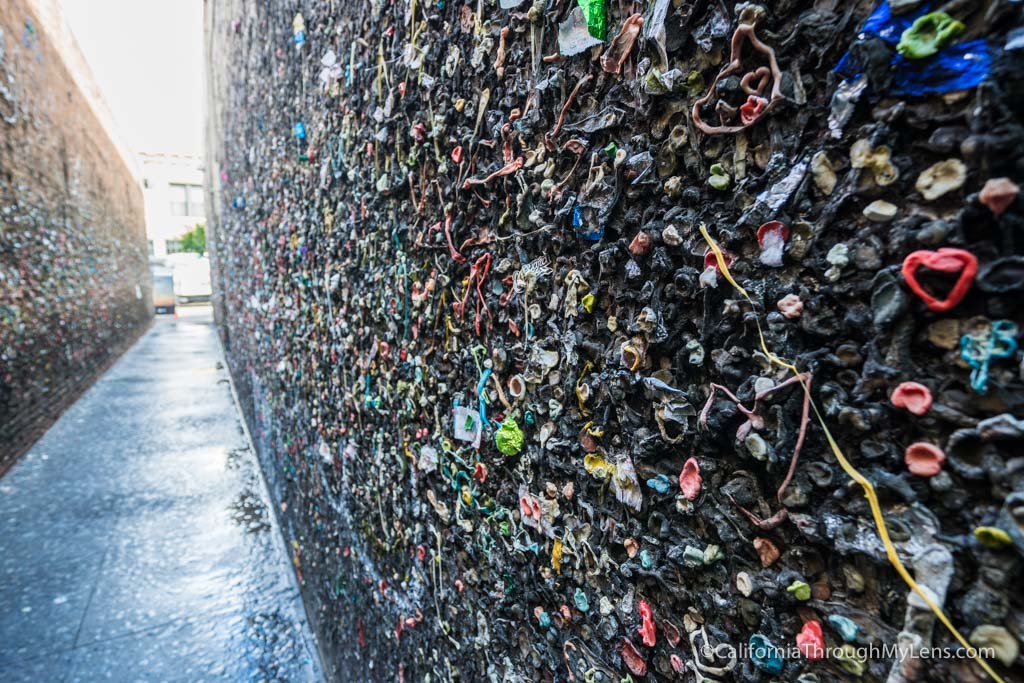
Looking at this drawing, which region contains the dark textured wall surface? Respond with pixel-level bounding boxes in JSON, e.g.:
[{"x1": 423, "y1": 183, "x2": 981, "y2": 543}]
[
  {"x1": 0, "y1": 1, "x2": 151, "y2": 474},
  {"x1": 206, "y1": 1, "x2": 1024, "y2": 681}
]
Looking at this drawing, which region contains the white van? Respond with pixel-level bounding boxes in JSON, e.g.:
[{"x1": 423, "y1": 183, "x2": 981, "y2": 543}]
[{"x1": 166, "y1": 253, "x2": 212, "y2": 303}]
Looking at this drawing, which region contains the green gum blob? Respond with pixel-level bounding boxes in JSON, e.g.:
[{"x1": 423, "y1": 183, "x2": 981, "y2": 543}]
[
  {"x1": 703, "y1": 544, "x2": 723, "y2": 564},
  {"x1": 836, "y1": 644, "x2": 867, "y2": 675},
  {"x1": 787, "y1": 580, "x2": 812, "y2": 601},
  {"x1": 682, "y1": 545, "x2": 705, "y2": 564},
  {"x1": 686, "y1": 70, "x2": 705, "y2": 97},
  {"x1": 897, "y1": 12, "x2": 965, "y2": 60},
  {"x1": 974, "y1": 525, "x2": 1011, "y2": 548},
  {"x1": 708, "y1": 163, "x2": 731, "y2": 191},
  {"x1": 577, "y1": 0, "x2": 607, "y2": 41},
  {"x1": 495, "y1": 416, "x2": 525, "y2": 455}
]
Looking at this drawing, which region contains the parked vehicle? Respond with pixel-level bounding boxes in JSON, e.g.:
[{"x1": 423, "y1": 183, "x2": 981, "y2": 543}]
[
  {"x1": 152, "y1": 271, "x2": 175, "y2": 314},
  {"x1": 166, "y1": 253, "x2": 212, "y2": 303}
]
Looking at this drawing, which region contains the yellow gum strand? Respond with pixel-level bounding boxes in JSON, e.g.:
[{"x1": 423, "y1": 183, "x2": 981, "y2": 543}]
[{"x1": 699, "y1": 224, "x2": 1004, "y2": 683}]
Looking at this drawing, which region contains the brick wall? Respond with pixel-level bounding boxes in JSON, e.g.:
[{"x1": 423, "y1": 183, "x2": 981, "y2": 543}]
[
  {"x1": 206, "y1": 1, "x2": 1024, "y2": 681},
  {"x1": 0, "y1": 0, "x2": 152, "y2": 474}
]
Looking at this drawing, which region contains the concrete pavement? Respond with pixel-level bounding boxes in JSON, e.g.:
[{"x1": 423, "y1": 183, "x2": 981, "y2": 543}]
[{"x1": 0, "y1": 306, "x2": 324, "y2": 682}]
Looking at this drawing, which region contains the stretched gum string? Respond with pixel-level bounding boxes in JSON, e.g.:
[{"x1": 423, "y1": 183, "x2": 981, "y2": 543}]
[{"x1": 699, "y1": 224, "x2": 1004, "y2": 683}]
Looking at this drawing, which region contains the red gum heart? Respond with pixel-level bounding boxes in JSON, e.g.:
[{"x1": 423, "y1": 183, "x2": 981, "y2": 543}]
[
  {"x1": 679, "y1": 457, "x2": 702, "y2": 501},
  {"x1": 796, "y1": 621, "x2": 824, "y2": 660},
  {"x1": 703, "y1": 248, "x2": 735, "y2": 273},
  {"x1": 905, "y1": 442, "x2": 946, "y2": 477},
  {"x1": 629, "y1": 231, "x2": 652, "y2": 256},
  {"x1": 891, "y1": 382, "x2": 933, "y2": 415},
  {"x1": 638, "y1": 600, "x2": 656, "y2": 646},
  {"x1": 902, "y1": 248, "x2": 978, "y2": 312},
  {"x1": 621, "y1": 639, "x2": 648, "y2": 676},
  {"x1": 740, "y1": 95, "x2": 768, "y2": 125},
  {"x1": 756, "y1": 220, "x2": 789, "y2": 248}
]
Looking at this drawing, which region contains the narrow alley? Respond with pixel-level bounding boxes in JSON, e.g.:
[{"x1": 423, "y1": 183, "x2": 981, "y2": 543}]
[
  {"x1": 0, "y1": 308, "x2": 323, "y2": 682},
  {"x1": 3, "y1": 0, "x2": 1024, "y2": 680}
]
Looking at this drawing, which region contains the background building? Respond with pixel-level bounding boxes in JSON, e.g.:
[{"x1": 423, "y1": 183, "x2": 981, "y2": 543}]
[{"x1": 139, "y1": 151, "x2": 206, "y2": 258}]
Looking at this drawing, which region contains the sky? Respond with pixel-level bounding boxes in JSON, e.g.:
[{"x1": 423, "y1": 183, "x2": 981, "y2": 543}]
[{"x1": 59, "y1": 0, "x2": 205, "y2": 156}]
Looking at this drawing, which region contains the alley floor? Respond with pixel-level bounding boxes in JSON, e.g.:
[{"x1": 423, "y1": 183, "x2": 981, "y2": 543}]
[{"x1": 0, "y1": 307, "x2": 324, "y2": 682}]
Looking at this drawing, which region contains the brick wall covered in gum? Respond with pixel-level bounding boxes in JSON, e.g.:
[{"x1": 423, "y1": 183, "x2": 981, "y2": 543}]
[
  {"x1": 0, "y1": 0, "x2": 151, "y2": 473},
  {"x1": 205, "y1": 1, "x2": 1024, "y2": 681}
]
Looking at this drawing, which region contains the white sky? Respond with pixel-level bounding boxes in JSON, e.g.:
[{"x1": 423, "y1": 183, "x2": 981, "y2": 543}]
[{"x1": 59, "y1": 0, "x2": 205, "y2": 156}]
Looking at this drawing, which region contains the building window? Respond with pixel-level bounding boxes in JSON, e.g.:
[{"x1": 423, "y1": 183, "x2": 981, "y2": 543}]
[
  {"x1": 147, "y1": 240, "x2": 154, "y2": 256},
  {"x1": 169, "y1": 183, "x2": 205, "y2": 216},
  {"x1": 187, "y1": 186, "x2": 205, "y2": 215},
  {"x1": 166, "y1": 239, "x2": 185, "y2": 254}
]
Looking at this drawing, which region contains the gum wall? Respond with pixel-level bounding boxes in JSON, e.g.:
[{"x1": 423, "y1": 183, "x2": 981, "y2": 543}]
[
  {"x1": 1, "y1": 0, "x2": 151, "y2": 474},
  {"x1": 205, "y1": 1, "x2": 1024, "y2": 680}
]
